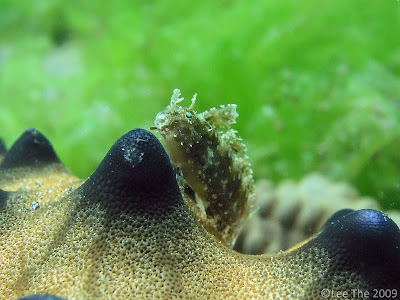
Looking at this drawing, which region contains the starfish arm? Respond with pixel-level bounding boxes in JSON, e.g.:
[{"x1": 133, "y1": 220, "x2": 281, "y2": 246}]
[{"x1": 1, "y1": 129, "x2": 399, "y2": 299}]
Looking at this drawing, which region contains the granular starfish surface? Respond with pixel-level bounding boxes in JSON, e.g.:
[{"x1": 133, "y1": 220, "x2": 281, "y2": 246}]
[{"x1": 0, "y1": 128, "x2": 399, "y2": 299}]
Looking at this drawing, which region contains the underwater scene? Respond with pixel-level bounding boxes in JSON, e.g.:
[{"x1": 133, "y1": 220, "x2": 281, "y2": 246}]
[{"x1": 1, "y1": 1, "x2": 400, "y2": 299}]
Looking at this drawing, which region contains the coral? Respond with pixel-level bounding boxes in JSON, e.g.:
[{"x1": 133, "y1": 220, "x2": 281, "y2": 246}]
[
  {"x1": 0, "y1": 128, "x2": 400, "y2": 299},
  {"x1": 235, "y1": 175, "x2": 400, "y2": 255}
]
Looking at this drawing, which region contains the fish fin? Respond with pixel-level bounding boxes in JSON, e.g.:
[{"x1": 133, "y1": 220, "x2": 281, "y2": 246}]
[{"x1": 199, "y1": 104, "x2": 238, "y2": 128}]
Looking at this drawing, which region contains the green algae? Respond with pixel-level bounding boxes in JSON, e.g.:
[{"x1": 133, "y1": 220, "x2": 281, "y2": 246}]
[{"x1": 1, "y1": 0, "x2": 400, "y2": 209}]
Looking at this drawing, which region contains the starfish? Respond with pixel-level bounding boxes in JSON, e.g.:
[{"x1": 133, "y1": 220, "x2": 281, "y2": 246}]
[
  {"x1": 0, "y1": 138, "x2": 6, "y2": 163},
  {"x1": 0, "y1": 128, "x2": 399, "y2": 299}
]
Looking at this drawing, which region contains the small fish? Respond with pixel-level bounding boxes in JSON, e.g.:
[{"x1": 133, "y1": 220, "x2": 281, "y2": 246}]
[{"x1": 153, "y1": 89, "x2": 254, "y2": 246}]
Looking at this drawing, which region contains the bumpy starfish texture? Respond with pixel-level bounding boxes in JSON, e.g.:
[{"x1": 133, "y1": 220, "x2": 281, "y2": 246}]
[{"x1": 0, "y1": 128, "x2": 399, "y2": 299}]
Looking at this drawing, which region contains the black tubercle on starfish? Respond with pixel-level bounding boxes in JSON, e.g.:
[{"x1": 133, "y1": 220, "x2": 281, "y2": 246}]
[
  {"x1": 75, "y1": 128, "x2": 183, "y2": 215},
  {"x1": 0, "y1": 189, "x2": 10, "y2": 210},
  {"x1": 0, "y1": 128, "x2": 60, "y2": 169},
  {"x1": 0, "y1": 138, "x2": 6, "y2": 155},
  {"x1": 320, "y1": 208, "x2": 354, "y2": 230},
  {"x1": 304, "y1": 209, "x2": 400, "y2": 290}
]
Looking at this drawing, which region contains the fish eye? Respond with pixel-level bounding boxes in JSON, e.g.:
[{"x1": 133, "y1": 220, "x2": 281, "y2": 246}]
[{"x1": 185, "y1": 113, "x2": 192, "y2": 119}]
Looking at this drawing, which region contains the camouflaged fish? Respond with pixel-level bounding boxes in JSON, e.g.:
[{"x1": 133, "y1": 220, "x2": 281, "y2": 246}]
[{"x1": 153, "y1": 89, "x2": 255, "y2": 245}]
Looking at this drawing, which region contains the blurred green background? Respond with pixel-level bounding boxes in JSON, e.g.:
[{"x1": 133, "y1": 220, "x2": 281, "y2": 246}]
[{"x1": 1, "y1": 1, "x2": 400, "y2": 209}]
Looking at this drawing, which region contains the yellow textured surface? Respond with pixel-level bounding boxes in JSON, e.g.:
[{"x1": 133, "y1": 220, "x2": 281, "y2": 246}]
[
  {"x1": 0, "y1": 129, "x2": 398, "y2": 299},
  {"x1": 0, "y1": 164, "x2": 370, "y2": 299}
]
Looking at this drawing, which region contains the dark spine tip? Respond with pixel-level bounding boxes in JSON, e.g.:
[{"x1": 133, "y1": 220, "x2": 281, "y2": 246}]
[
  {"x1": 311, "y1": 209, "x2": 400, "y2": 288},
  {"x1": 0, "y1": 189, "x2": 10, "y2": 210},
  {"x1": 320, "y1": 208, "x2": 354, "y2": 230},
  {"x1": 76, "y1": 128, "x2": 182, "y2": 215},
  {"x1": 0, "y1": 128, "x2": 60, "y2": 170},
  {"x1": 0, "y1": 138, "x2": 6, "y2": 155}
]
